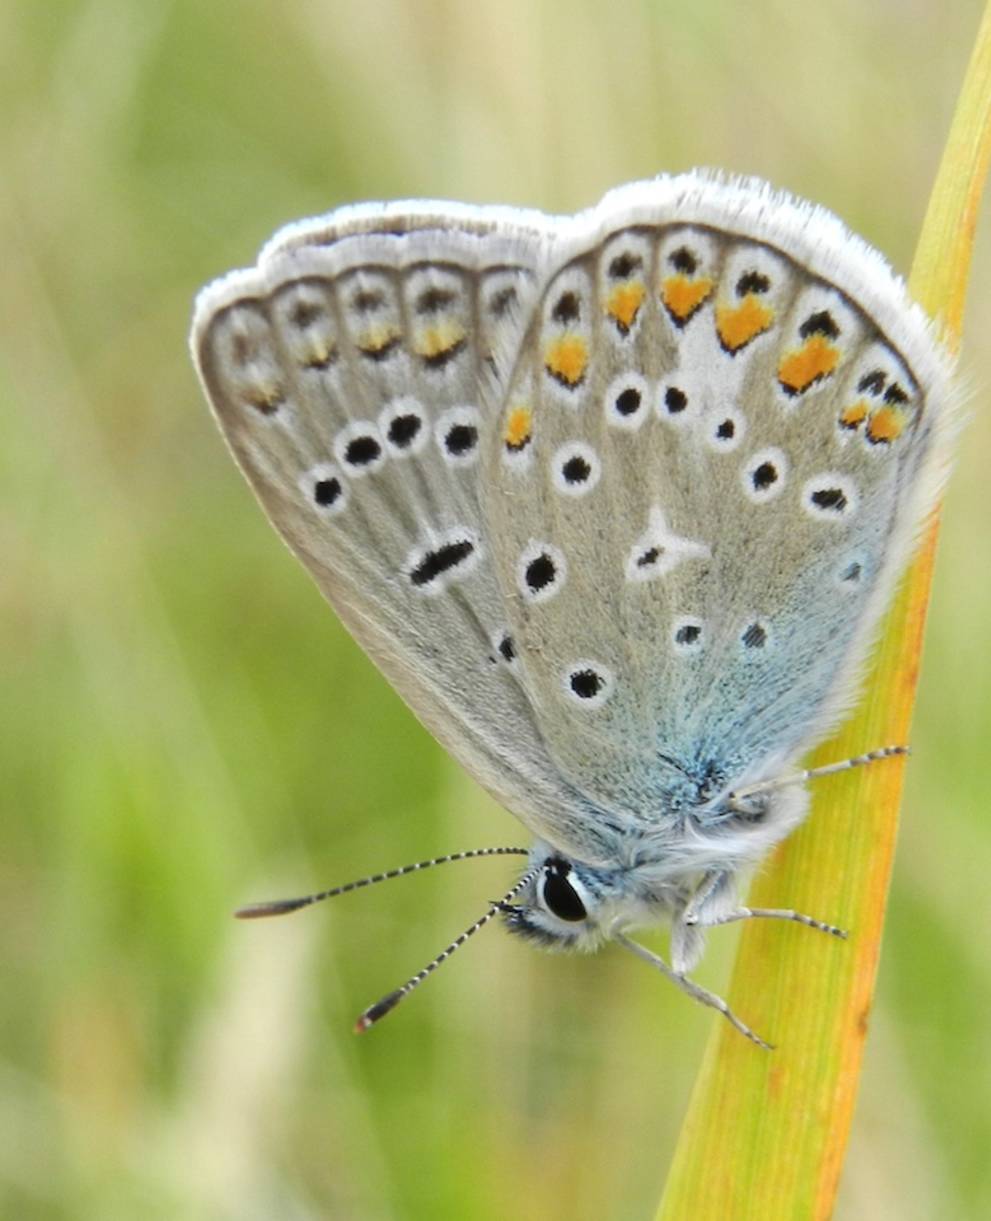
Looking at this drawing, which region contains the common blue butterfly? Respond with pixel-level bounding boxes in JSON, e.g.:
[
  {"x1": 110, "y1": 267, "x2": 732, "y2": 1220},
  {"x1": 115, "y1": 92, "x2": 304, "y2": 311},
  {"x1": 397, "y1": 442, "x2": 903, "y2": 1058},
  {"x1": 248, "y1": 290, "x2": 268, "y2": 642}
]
[{"x1": 191, "y1": 172, "x2": 956, "y2": 1045}]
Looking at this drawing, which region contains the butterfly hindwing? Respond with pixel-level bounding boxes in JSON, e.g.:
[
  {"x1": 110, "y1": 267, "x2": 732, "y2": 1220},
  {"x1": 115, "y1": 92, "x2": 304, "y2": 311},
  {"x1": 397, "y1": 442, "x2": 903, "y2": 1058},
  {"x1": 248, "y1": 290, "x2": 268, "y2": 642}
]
[{"x1": 485, "y1": 180, "x2": 952, "y2": 831}]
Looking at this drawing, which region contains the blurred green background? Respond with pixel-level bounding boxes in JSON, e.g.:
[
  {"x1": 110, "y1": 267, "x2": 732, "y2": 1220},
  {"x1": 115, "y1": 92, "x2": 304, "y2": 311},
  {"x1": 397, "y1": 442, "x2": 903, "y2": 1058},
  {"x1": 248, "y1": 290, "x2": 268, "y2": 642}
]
[{"x1": 2, "y1": 1, "x2": 990, "y2": 1217}]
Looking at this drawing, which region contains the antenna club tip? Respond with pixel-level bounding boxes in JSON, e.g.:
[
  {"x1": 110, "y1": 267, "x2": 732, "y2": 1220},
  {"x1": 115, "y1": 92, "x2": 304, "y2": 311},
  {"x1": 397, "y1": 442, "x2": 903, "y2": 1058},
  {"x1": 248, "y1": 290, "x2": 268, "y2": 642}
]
[
  {"x1": 354, "y1": 989, "x2": 404, "y2": 1032},
  {"x1": 233, "y1": 898, "x2": 309, "y2": 919}
]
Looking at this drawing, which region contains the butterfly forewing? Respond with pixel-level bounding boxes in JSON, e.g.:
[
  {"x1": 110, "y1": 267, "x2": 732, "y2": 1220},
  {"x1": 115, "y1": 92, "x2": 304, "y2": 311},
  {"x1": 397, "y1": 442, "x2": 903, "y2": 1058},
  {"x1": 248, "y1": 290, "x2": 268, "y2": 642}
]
[{"x1": 193, "y1": 213, "x2": 609, "y2": 839}]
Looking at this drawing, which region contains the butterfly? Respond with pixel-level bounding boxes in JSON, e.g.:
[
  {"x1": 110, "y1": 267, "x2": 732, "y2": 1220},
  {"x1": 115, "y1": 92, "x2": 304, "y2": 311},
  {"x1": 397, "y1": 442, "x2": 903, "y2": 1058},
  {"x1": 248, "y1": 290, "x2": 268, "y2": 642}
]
[{"x1": 191, "y1": 171, "x2": 956, "y2": 1046}]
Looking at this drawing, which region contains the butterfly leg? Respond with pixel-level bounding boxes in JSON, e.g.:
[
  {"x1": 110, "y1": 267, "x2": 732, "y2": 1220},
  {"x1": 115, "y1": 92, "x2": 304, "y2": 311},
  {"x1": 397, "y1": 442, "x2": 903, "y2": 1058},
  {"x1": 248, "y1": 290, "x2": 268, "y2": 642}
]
[
  {"x1": 681, "y1": 869, "x2": 846, "y2": 937},
  {"x1": 615, "y1": 933, "x2": 773, "y2": 1050},
  {"x1": 670, "y1": 870, "x2": 736, "y2": 973},
  {"x1": 681, "y1": 869, "x2": 735, "y2": 925},
  {"x1": 700, "y1": 907, "x2": 847, "y2": 939}
]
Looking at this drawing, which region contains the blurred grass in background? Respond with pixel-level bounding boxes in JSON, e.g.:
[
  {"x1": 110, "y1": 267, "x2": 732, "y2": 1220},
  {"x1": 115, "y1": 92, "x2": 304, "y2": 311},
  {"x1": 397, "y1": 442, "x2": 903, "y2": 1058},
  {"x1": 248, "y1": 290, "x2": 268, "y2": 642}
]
[{"x1": 1, "y1": 1, "x2": 989, "y2": 1218}]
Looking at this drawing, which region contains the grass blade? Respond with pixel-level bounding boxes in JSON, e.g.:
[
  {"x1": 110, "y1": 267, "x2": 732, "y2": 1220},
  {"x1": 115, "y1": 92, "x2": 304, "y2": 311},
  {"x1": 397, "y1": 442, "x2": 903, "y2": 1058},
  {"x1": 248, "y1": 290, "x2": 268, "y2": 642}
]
[{"x1": 657, "y1": 5, "x2": 991, "y2": 1217}]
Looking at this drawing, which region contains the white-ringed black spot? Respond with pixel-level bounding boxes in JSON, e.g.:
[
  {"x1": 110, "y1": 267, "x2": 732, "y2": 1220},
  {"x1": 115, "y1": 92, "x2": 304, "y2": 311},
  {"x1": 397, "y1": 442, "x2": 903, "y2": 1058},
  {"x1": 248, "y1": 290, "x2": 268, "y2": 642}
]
[
  {"x1": 406, "y1": 528, "x2": 482, "y2": 595},
  {"x1": 446, "y1": 423, "x2": 477, "y2": 454},
  {"x1": 802, "y1": 474, "x2": 857, "y2": 520},
  {"x1": 840, "y1": 560, "x2": 862, "y2": 583},
  {"x1": 570, "y1": 670, "x2": 602, "y2": 698},
  {"x1": 741, "y1": 622, "x2": 767, "y2": 649},
  {"x1": 812, "y1": 487, "x2": 847, "y2": 511},
  {"x1": 704, "y1": 405, "x2": 746, "y2": 452},
  {"x1": 562, "y1": 660, "x2": 615, "y2": 709},
  {"x1": 659, "y1": 383, "x2": 698, "y2": 427},
  {"x1": 608, "y1": 252, "x2": 642, "y2": 278},
  {"x1": 799, "y1": 310, "x2": 840, "y2": 340},
  {"x1": 858, "y1": 369, "x2": 886, "y2": 395},
  {"x1": 487, "y1": 627, "x2": 519, "y2": 669},
  {"x1": 416, "y1": 286, "x2": 457, "y2": 314},
  {"x1": 616, "y1": 387, "x2": 641, "y2": 416},
  {"x1": 623, "y1": 504, "x2": 710, "y2": 585},
  {"x1": 551, "y1": 442, "x2": 601, "y2": 497},
  {"x1": 290, "y1": 300, "x2": 322, "y2": 329},
  {"x1": 490, "y1": 286, "x2": 517, "y2": 316},
  {"x1": 736, "y1": 270, "x2": 770, "y2": 297},
  {"x1": 605, "y1": 373, "x2": 649, "y2": 430},
  {"x1": 518, "y1": 541, "x2": 567, "y2": 604},
  {"x1": 410, "y1": 540, "x2": 473, "y2": 585},
  {"x1": 300, "y1": 463, "x2": 349, "y2": 518},
  {"x1": 351, "y1": 288, "x2": 385, "y2": 313},
  {"x1": 552, "y1": 291, "x2": 581, "y2": 324},
  {"x1": 665, "y1": 386, "x2": 687, "y2": 414},
  {"x1": 527, "y1": 554, "x2": 556, "y2": 590},
  {"x1": 335, "y1": 421, "x2": 387, "y2": 476},
  {"x1": 345, "y1": 435, "x2": 381, "y2": 467},
  {"x1": 741, "y1": 448, "x2": 788, "y2": 503},
  {"x1": 669, "y1": 247, "x2": 698, "y2": 274},
  {"x1": 672, "y1": 617, "x2": 704, "y2": 653},
  {"x1": 314, "y1": 477, "x2": 342, "y2": 507},
  {"x1": 390, "y1": 414, "x2": 422, "y2": 448},
  {"x1": 379, "y1": 397, "x2": 429, "y2": 459},
  {"x1": 435, "y1": 405, "x2": 481, "y2": 467}
]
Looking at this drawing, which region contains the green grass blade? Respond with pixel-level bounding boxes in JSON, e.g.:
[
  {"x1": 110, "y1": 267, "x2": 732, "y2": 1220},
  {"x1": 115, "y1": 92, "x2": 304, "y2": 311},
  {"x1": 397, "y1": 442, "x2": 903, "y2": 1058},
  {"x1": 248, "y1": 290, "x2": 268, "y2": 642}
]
[{"x1": 657, "y1": 5, "x2": 991, "y2": 1217}]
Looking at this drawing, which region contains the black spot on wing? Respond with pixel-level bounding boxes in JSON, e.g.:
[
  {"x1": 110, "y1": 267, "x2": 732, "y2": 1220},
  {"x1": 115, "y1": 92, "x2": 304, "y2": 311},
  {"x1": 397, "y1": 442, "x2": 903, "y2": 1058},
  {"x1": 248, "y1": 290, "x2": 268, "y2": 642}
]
[{"x1": 410, "y1": 539, "x2": 476, "y2": 587}]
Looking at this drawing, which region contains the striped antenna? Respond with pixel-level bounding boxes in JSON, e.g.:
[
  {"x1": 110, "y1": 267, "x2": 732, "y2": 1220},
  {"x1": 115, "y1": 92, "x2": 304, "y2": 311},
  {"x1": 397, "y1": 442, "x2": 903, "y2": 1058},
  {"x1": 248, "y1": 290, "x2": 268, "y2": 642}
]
[
  {"x1": 728, "y1": 745, "x2": 908, "y2": 805},
  {"x1": 354, "y1": 864, "x2": 542, "y2": 1033},
  {"x1": 234, "y1": 846, "x2": 530, "y2": 919}
]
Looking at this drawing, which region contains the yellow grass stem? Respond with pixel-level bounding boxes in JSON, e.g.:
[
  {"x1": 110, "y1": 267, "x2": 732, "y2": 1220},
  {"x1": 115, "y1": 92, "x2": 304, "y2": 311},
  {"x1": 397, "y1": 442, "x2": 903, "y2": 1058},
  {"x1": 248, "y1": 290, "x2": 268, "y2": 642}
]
[{"x1": 657, "y1": 6, "x2": 991, "y2": 1218}]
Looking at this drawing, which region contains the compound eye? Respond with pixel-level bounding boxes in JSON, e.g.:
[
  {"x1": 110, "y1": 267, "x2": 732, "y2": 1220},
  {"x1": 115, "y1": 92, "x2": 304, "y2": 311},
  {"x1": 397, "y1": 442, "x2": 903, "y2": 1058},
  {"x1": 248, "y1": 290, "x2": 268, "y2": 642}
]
[{"x1": 539, "y1": 858, "x2": 588, "y2": 922}]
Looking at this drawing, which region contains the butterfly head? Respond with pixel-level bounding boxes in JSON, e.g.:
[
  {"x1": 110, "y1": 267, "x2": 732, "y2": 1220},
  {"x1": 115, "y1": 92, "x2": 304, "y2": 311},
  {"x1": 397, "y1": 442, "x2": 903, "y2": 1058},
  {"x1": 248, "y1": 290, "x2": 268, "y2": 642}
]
[{"x1": 500, "y1": 844, "x2": 665, "y2": 952}]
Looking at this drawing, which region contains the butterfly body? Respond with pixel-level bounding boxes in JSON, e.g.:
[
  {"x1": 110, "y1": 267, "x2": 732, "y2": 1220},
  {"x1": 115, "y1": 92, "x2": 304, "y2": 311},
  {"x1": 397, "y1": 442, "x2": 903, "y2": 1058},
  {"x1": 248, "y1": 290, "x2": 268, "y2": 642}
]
[{"x1": 193, "y1": 173, "x2": 956, "y2": 1025}]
